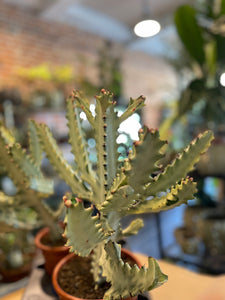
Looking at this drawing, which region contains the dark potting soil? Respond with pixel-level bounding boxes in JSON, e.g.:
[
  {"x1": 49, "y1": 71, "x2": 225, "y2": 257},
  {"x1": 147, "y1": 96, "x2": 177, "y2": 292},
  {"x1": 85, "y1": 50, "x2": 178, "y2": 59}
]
[
  {"x1": 58, "y1": 253, "x2": 136, "y2": 299},
  {"x1": 41, "y1": 234, "x2": 67, "y2": 247},
  {"x1": 58, "y1": 256, "x2": 110, "y2": 299}
]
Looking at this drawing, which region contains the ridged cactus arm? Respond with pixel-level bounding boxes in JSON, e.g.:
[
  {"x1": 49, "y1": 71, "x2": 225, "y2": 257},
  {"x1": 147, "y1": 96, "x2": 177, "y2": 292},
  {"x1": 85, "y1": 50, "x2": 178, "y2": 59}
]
[
  {"x1": 28, "y1": 119, "x2": 42, "y2": 167},
  {"x1": 106, "y1": 105, "x2": 119, "y2": 187},
  {"x1": 42, "y1": 199, "x2": 65, "y2": 220},
  {"x1": 122, "y1": 219, "x2": 144, "y2": 237},
  {"x1": 0, "y1": 135, "x2": 29, "y2": 189},
  {"x1": 0, "y1": 215, "x2": 36, "y2": 232},
  {"x1": 21, "y1": 190, "x2": 62, "y2": 240},
  {"x1": 91, "y1": 243, "x2": 105, "y2": 285},
  {"x1": 10, "y1": 143, "x2": 54, "y2": 194},
  {"x1": 72, "y1": 90, "x2": 95, "y2": 127},
  {"x1": 0, "y1": 126, "x2": 15, "y2": 146},
  {"x1": 127, "y1": 128, "x2": 167, "y2": 193},
  {"x1": 101, "y1": 185, "x2": 136, "y2": 214},
  {"x1": 118, "y1": 95, "x2": 145, "y2": 125},
  {"x1": 0, "y1": 191, "x2": 14, "y2": 207},
  {"x1": 0, "y1": 186, "x2": 59, "y2": 239},
  {"x1": 129, "y1": 177, "x2": 197, "y2": 214},
  {"x1": 0, "y1": 125, "x2": 63, "y2": 241},
  {"x1": 145, "y1": 131, "x2": 214, "y2": 196},
  {"x1": 94, "y1": 90, "x2": 115, "y2": 205},
  {"x1": 102, "y1": 241, "x2": 167, "y2": 300},
  {"x1": 14, "y1": 194, "x2": 36, "y2": 207},
  {"x1": 0, "y1": 194, "x2": 40, "y2": 232},
  {"x1": 33, "y1": 121, "x2": 92, "y2": 200},
  {"x1": 64, "y1": 197, "x2": 111, "y2": 256},
  {"x1": 66, "y1": 96, "x2": 95, "y2": 186},
  {"x1": 11, "y1": 143, "x2": 42, "y2": 178},
  {"x1": 0, "y1": 222, "x2": 19, "y2": 233},
  {"x1": 106, "y1": 171, "x2": 126, "y2": 198}
]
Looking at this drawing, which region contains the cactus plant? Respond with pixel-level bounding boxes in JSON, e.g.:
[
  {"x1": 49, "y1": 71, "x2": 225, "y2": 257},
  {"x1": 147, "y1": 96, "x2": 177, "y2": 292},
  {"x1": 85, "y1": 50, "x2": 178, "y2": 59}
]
[
  {"x1": 33, "y1": 89, "x2": 213, "y2": 300},
  {"x1": 0, "y1": 122, "x2": 65, "y2": 242}
]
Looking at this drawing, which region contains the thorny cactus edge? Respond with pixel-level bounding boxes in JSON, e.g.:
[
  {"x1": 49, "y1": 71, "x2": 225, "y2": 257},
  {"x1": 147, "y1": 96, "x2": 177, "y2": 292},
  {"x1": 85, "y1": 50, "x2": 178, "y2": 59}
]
[
  {"x1": 0, "y1": 122, "x2": 65, "y2": 240},
  {"x1": 33, "y1": 89, "x2": 213, "y2": 300}
]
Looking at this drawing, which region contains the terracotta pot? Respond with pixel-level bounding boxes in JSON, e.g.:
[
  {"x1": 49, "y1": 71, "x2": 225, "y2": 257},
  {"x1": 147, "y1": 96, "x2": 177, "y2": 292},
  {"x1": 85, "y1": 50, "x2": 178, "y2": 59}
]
[
  {"x1": 0, "y1": 260, "x2": 33, "y2": 282},
  {"x1": 52, "y1": 248, "x2": 142, "y2": 300},
  {"x1": 35, "y1": 227, "x2": 70, "y2": 275}
]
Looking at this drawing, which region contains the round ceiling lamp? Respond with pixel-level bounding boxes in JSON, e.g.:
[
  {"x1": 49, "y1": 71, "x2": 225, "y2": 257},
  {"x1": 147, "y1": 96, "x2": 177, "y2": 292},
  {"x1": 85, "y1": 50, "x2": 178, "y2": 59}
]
[
  {"x1": 134, "y1": 19, "x2": 161, "y2": 38},
  {"x1": 220, "y1": 72, "x2": 225, "y2": 86}
]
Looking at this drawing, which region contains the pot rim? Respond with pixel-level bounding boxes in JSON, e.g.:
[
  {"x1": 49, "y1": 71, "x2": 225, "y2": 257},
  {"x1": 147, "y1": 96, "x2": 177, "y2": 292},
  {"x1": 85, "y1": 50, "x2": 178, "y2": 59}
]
[
  {"x1": 35, "y1": 227, "x2": 68, "y2": 252},
  {"x1": 52, "y1": 248, "x2": 142, "y2": 300}
]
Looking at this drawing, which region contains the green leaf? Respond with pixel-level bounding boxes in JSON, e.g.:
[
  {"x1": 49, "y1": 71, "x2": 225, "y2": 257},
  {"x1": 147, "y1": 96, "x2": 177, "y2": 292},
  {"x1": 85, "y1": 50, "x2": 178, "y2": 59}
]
[
  {"x1": 175, "y1": 5, "x2": 205, "y2": 65},
  {"x1": 205, "y1": 40, "x2": 217, "y2": 77},
  {"x1": 102, "y1": 241, "x2": 167, "y2": 300},
  {"x1": 215, "y1": 35, "x2": 225, "y2": 64},
  {"x1": 145, "y1": 131, "x2": 213, "y2": 196},
  {"x1": 221, "y1": 0, "x2": 225, "y2": 15},
  {"x1": 65, "y1": 201, "x2": 110, "y2": 256},
  {"x1": 178, "y1": 79, "x2": 206, "y2": 116},
  {"x1": 129, "y1": 178, "x2": 197, "y2": 214}
]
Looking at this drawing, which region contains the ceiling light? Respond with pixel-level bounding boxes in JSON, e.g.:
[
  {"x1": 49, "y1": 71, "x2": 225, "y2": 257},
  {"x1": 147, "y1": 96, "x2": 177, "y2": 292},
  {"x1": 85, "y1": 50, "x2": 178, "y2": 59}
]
[
  {"x1": 134, "y1": 19, "x2": 161, "y2": 38},
  {"x1": 220, "y1": 72, "x2": 225, "y2": 86}
]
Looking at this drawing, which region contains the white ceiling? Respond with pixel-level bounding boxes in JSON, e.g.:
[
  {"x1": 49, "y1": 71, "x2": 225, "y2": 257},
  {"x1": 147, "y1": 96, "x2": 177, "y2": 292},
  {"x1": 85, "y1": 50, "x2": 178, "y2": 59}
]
[
  {"x1": 4, "y1": 0, "x2": 194, "y2": 58},
  {"x1": 41, "y1": 0, "x2": 194, "y2": 57}
]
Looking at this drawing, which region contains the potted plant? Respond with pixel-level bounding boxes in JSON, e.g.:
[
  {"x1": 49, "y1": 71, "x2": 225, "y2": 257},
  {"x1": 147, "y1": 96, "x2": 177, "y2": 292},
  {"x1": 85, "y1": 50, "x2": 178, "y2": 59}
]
[
  {"x1": 0, "y1": 123, "x2": 68, "y2": 275},
  {"x1": 0, "y1": 230, "x2": 35, "y2": 282},
  {"x1": 33, "y1": 89, "x2": 213, "y2": 300},
  {"x1": 159, "y1": 0, "x2": 225, "y2": 260},
  {"x1": 0, "y1": 194, "x2": 38, "y2": 282}
]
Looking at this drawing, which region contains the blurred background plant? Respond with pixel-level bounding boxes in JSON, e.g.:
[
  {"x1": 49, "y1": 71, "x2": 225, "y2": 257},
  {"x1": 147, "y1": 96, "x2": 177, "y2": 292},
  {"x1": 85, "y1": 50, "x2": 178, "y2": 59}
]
[
  {"x1": 159, "y1": 0, "x2": 225, "y2": 270},
  {"x1": 161, "y1": 0, "x2": 225, "y2": 140},
  {"x1": 0, "y1": 186, "x2": 39, "y2": 282}
]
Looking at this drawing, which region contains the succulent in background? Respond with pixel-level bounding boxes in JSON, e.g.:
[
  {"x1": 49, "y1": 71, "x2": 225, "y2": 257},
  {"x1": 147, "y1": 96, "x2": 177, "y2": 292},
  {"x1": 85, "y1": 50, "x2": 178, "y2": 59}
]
[
  {"x1": 33, "y1": 89, "x2": 213, "y2": 300},
  {"x1": 0, "y1": 122, "x2": 65, "y2": 242}
]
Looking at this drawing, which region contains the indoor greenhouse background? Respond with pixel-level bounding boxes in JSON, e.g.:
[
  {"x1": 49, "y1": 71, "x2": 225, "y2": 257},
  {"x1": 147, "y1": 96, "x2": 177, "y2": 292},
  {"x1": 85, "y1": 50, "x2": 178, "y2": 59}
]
[{"x1": 0, "y1": 0, "x2": 225, "y2": 300}]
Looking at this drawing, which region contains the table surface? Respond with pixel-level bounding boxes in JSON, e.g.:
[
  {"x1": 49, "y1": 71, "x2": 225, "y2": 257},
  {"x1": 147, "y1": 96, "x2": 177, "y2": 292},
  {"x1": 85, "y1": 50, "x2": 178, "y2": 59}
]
[{"x1": 1, "y1": 253, "x2": 225, "y2": 300}]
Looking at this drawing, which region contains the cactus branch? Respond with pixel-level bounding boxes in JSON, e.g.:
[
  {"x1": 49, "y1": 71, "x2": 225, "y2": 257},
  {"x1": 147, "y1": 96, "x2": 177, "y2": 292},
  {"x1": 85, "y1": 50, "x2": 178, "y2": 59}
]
[
  {"x1": 33, "y1": 121, "x2": 92, "y2": 199},
  {"x1": 129, "y1": 178, "x2": 197, "y2": 214},
  {"x1": 102, "y1": 241, "x2": 167, "y2": 300},
  {"x1": 145, "y1": 130, "x2": 214, "y2": 196},
  {"x1": 66, "y1": 96, "x2": 95, "y2": 186}
]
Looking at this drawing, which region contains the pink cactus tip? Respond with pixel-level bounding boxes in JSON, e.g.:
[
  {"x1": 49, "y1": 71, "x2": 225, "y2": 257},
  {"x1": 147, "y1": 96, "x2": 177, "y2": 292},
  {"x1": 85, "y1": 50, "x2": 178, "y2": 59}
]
[
  {"x1": 64, "y1": 199, "x2": 72, "y2": 207},
  {"x1": 63, "y1": 195, "x2": 68, "y2": 203},
  {"x1": 75, "y1": 197, "x2": 83, "y2": 203}
]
